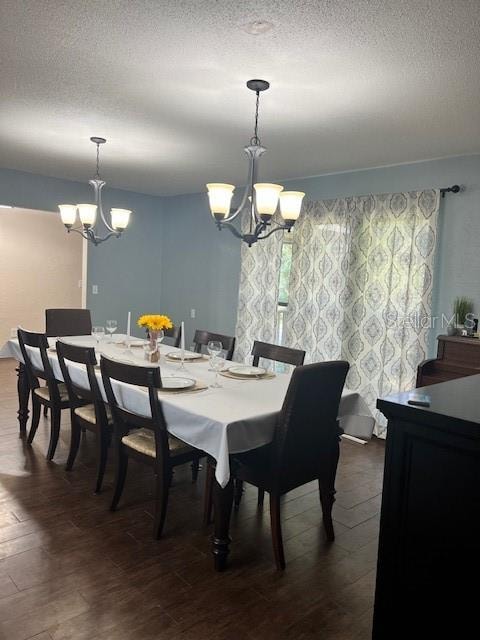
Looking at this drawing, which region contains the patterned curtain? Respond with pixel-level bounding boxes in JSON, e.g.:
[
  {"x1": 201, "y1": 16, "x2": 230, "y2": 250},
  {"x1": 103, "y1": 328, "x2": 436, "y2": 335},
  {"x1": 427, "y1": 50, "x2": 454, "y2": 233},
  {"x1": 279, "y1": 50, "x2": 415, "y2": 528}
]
[
  {"x1": 235, "y1": 214, "x2": 284, "y2": 363},
  {"x1": 285, "y1": 190, "x2": 440, "y2": 435}
]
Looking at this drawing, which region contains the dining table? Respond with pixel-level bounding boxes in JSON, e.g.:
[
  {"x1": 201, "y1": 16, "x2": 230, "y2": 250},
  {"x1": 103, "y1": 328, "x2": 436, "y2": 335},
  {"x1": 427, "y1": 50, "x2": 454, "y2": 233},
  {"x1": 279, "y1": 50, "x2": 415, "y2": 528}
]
[{"x1": 1, "y1": 334, "x2": 375, "y2": 570}]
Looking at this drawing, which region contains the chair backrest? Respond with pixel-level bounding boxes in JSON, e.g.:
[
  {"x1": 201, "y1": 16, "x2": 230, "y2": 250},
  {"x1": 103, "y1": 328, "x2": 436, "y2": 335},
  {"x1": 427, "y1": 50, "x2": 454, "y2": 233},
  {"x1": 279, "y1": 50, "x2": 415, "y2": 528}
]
[
  {"x1": 56, "y1": 341, "x2": 107, "y2": 423},
  {"x1": 45, "y1": 308, "x2": 92, "y2": 337},
  {"x1": 100, "y1": 356, "x2": 169, "y2": 462},
  {"x1": 17, "y1": 328, "x2": 60, "y2": 401},
  {"x1": 251, "y1": 340, "x2": 306, "y2": 368},
  {"x1": 164, "y1": 325, "x2": 181, "y2": 348},
  {"x1": 272, "y1": 361, "x2": 349, "y2": 491},
  {"x1": 193, "y1": 329, "x2": 235, "y2": 361}
]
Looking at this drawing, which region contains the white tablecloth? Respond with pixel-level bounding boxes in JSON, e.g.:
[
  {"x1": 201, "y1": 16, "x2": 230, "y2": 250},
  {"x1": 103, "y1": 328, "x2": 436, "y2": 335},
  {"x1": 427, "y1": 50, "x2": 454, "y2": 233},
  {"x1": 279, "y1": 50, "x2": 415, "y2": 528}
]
[{"x1": 1, "y1": 336, "x2": 375, "y2": 487}]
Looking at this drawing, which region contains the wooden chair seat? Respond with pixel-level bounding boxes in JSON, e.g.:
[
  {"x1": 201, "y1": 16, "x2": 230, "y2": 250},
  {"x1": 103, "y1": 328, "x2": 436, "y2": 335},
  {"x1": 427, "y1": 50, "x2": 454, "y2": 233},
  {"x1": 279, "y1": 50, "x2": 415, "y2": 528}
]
[
  {"x1": 33, "y1": 383, "x2": 69, "y2": 403},
  {"x1": 121, "y1": 428, "x2": 194, "y2": 458},
  {"x1": 74, "y1": 403, "x2": 113, "y2": 425}
]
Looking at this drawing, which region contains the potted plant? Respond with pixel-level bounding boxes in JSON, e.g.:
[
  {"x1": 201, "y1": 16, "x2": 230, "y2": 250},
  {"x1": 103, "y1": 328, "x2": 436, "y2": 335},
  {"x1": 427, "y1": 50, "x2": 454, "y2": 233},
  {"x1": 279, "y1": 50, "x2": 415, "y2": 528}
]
[{"x1": 451, "y1": 297, "x2": 474, "y2": 336}]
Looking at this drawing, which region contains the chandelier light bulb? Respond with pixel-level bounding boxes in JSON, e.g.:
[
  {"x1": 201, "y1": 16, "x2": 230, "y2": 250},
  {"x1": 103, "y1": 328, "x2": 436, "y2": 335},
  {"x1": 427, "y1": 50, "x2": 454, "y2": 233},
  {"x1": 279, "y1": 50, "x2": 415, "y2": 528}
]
[
  {"x1": 279, "y1": 191, "x2": 305, "y2": 221},
  {"x1": 58, "y1": 204, "x2": 78, "y2": 228},
  {"x1": 206, "y1": 183, "x2": 235, "y2": 219},
  {"x1": 77, "y1": 203, "x2": 97, "y2": 228},
  {"x1": 254, "y1": 183, "x2": 283, "y2": 216},
  {"x1": 111, "y1": 208, "x2": 131, "y2": 231}
]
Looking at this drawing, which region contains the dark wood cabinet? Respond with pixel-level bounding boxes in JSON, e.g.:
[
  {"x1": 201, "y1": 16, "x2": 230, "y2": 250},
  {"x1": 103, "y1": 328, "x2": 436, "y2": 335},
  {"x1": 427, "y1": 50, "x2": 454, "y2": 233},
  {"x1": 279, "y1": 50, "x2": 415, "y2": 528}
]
[
  {"x1": 373, "y1": 375, "x2": 480, "y2": 639},
  {"x1": 416, "y1": 334, "x2": 480, "y2": 387}
]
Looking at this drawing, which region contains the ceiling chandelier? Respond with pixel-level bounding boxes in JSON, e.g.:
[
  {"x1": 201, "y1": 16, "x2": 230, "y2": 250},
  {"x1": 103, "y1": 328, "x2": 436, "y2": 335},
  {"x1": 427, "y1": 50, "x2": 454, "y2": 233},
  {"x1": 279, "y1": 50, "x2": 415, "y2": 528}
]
[
  {"x1": 206, "y1": 79, "x2": 305, "y2": 247},
  {"x1": 58, "y1": 137, "x2": 131, "y2": 246}
]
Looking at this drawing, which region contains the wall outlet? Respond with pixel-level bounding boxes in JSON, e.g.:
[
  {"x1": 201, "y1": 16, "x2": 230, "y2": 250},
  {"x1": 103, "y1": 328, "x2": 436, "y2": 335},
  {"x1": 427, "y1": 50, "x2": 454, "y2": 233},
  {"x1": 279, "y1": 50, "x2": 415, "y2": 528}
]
[
  {"x1": 92, "y1": 285, "x2": 98, "y2": 295},
  {"x1": 190, "y1": 308, "x2": 196, "y2": 319},
  {"x1": 10, "y1": 328, "x2": 17, "y2": 338}
]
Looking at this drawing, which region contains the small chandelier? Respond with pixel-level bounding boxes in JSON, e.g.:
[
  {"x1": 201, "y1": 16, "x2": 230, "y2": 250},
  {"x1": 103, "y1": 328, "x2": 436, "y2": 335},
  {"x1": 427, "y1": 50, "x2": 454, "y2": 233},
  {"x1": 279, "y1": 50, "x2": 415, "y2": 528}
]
[
  {"x1": 206, "y1": 80, "x2": 305, "y2": 247},
  {"x1": 58, "y1": 137, "x2": 131, "y2": 246}
]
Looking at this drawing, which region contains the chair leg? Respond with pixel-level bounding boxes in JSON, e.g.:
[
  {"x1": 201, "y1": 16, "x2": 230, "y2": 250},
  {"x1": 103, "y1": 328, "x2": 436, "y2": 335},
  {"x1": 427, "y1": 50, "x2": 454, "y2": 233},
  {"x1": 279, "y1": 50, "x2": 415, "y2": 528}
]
[
  {"x1": 110, "y1": 445, "x2": 128, "y2": 511},
  {"x1": 66, "y1": 416, "x2": 81, "y2": 471},
  {"x1": 257, "y1": 488, "x2": 265, "y2": 507},
  {"x1": 319, "y1": 438, "x2": 340, "y2": 541},
  {"x1": 269, "y1": 493, "x2": 285, "y2": 570},
  {"x1": 191, "y1": 457, "x2": 200, "y2": 483},
  {"x1": 319, "y1": 478, "x2": 336, "y2": 541},
  {"x1": 46, "y1": 407, "x2": 61, "y2": 461},
  {"x1": 153, "y1": 470, "x2": 170, "y2": 539},
  {"x1": 27, "y1": 398, "x2": 41, "y2": 445},
  {"x1": 203, "y1": 459, "x2": 215, "y2": 526},
  {"x1": 233, "y1": 479, "x2": 244, "y2": 511},
  {"x1": 94, "y1": 430, "x2": 109, "y2": 494}
]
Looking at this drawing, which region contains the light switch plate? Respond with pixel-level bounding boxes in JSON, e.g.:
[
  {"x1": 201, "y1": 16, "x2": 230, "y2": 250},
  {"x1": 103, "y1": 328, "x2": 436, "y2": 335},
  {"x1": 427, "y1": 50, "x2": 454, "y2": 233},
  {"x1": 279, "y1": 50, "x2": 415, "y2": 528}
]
[
  {"x1": 190, "y1": 308, "x2": 196, "y2": 318},
  {"x1": 92, "y1": 285, "x2": 98, "y2": 295}
]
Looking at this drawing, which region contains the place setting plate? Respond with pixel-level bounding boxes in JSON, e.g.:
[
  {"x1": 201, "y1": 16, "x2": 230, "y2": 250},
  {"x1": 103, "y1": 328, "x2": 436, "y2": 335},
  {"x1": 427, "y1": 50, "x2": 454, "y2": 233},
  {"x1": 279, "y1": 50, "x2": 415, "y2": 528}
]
[
  {"x1": 161, "y1": 376, "x2": 196, "y2": 390},
  {"x1": 220, "y1": 365, "x2": 275, "y2": 380},
  {"x1": 158, "y1": 376, "x2": 208, "y2": 394},
  {"x1": 165, "y1": 351, "x2": 206, "y2": 362}
]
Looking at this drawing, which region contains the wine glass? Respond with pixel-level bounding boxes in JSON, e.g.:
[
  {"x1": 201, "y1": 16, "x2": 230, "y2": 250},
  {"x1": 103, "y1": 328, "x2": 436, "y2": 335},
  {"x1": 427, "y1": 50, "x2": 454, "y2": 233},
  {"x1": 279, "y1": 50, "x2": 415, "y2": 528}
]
[
  {"x1": 106, "y1": 320, "x2": 117, "y2": 343},
  {"x1": 92, "y1": 326, "x2": 105, "y2": 346},
  {"x1": 210, "y1": 351, "x2": 226, "y2": 388},
  {"x1": 207, "y1": 340, "x2": 222, "y2": 371}
]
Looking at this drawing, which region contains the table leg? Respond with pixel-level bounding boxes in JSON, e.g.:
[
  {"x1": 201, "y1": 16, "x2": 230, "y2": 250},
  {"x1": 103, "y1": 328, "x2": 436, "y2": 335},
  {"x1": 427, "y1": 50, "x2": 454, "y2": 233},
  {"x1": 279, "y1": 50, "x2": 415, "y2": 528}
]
[
  {"x1": 212, "y1": 476, "x2": 234, "y2": 571},
  {"x1": 17, "y1": 363, "x2": 30, "y2": 438}
]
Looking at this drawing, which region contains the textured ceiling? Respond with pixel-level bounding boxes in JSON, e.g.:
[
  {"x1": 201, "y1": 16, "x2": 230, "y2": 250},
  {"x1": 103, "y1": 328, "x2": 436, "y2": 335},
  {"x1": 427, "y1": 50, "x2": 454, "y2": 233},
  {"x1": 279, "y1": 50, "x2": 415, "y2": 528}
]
[{"x1": 0, "y1": 0, "x2": 479, "y2": 196}]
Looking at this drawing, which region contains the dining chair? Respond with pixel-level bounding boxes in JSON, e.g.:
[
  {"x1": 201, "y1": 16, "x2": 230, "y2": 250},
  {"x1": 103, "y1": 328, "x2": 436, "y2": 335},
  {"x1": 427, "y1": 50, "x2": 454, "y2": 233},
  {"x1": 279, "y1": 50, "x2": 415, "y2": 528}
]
[
  {"x1": 251, "y1": 340, "x2": 306, "y2": 368},
  {"x1": 193, "y1": 329, "x2": 236, "y2": 361},
  {"x1": 232, "y1": 340, "x2": 307, "y2": 511},
  {"x1": 205, "y1": 360, "x2": 349, "y2": 569},
  {"x1": 17, "y1": 328, "x2": 72, "y2": 460},
  {"x1": 164, "y1": 325, "x2": 181, "y2": 348},
  {"x1": 100, "y1": 355, "x2": 205, "y2": 538},
  {"x1": 56, "y1": 341, "x2": 112, "y2": 493},
  {"x1": 45, "y1": 308, "x2": 92, "y2": 337}
]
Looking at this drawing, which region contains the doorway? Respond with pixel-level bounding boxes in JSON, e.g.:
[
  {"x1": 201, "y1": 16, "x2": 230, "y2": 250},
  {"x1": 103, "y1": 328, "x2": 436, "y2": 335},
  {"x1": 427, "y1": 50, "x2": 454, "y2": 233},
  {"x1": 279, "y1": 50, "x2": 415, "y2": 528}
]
[{"x1": 0, "y1": 207, "x2": 86, "y2": 346}]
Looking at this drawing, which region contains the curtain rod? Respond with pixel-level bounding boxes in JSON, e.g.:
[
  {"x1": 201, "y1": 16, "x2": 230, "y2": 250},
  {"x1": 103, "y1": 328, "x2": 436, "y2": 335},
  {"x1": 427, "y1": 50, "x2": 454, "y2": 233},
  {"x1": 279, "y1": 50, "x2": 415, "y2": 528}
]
[{"x1": 440, "y1": 185, "x2": 460, "y2": 198}]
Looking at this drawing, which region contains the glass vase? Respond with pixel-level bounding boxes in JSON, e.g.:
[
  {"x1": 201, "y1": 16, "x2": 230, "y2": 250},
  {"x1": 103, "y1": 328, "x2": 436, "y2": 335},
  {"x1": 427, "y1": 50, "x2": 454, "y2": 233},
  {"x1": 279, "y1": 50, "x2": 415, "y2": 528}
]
[{"x1": 147, "y1": 330, "x2": 160, "y2": 363}]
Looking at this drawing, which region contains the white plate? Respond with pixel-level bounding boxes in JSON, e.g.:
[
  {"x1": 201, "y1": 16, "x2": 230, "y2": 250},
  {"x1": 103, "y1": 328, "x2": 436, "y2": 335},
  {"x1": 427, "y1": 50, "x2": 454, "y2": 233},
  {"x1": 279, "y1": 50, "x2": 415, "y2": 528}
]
[
  {"x1": 166, "y1": 351, "x2": 203, "y2": 361},
  {"x1": 228, "y1": 365, "x2": 266, "y2": 377},
  {"x1": 161, "y1": 376, "x2": 196, "y2": 390}
]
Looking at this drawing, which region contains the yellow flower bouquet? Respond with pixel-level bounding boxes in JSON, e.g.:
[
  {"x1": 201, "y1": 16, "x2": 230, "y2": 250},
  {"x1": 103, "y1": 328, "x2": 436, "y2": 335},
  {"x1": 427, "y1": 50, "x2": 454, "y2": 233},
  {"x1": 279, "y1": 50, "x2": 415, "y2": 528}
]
[
  {"x1": 137, "y1": 314, "x2": 173, "y2": 332},
  {"x1": 137, "y1": 314, "x2": 173, "y2": 362}
]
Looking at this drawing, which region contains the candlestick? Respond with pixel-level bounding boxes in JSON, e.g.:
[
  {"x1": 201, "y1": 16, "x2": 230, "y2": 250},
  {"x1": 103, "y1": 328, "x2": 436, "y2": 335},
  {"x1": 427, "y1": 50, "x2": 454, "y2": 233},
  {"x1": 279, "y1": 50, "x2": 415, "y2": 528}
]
[{"x1": 180, "y1": 321, "x2": 185, "y2": 370}]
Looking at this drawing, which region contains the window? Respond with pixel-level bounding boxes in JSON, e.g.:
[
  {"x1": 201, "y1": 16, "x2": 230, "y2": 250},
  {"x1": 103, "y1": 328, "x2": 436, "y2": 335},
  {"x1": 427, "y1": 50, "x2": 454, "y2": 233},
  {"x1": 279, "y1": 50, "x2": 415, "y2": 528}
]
[{"x1": 276, "y1": 235, "x2": 293, "y2": 344}]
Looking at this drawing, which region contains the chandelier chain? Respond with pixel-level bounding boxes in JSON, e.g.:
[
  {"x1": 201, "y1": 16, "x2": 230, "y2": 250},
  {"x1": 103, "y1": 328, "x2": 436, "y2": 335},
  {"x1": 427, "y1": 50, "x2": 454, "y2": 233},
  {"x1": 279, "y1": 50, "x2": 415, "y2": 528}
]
[
  {"x1": 250, "y1": 90, "x2": 261, "y2": 146},
  {"x1": 95, "y1": 142, "x2": 101, "y2": 179}
]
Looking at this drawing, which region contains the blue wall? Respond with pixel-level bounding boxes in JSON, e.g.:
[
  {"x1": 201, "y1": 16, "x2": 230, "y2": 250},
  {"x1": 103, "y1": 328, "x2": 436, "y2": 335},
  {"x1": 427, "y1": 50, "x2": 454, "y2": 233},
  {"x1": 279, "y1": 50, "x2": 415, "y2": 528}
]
[
  {"x1": 0, "y1": 168, "x2": 164, "y2": 337},
  {"x1": 159, "y1": 192, "x2": 241, "y2": 346}
]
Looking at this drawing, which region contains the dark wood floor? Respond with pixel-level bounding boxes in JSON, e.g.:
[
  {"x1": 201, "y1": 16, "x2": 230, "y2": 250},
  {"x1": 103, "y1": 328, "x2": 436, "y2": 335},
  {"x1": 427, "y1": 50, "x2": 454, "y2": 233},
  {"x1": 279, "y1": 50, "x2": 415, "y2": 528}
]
[{"x1": 0, "y1": 358, "x2": 384, "y2": 640}]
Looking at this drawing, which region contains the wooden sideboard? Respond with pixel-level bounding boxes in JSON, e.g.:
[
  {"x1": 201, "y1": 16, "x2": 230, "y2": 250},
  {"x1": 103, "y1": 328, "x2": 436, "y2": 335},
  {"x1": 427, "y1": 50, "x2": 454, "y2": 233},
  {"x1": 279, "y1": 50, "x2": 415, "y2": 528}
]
[
  {"x1": 416, "y1": 334, "x2": 480, "y2": 387},
  {"x1": 374, "y1": 375, "x2": 480, "y2": 638}
]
